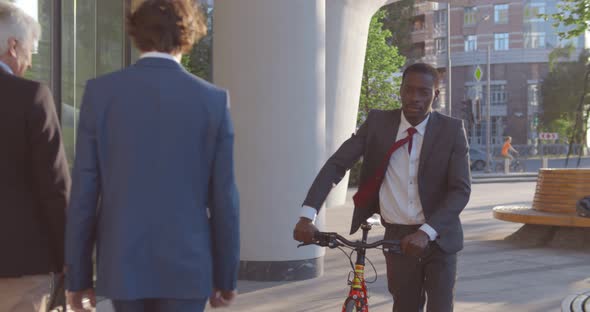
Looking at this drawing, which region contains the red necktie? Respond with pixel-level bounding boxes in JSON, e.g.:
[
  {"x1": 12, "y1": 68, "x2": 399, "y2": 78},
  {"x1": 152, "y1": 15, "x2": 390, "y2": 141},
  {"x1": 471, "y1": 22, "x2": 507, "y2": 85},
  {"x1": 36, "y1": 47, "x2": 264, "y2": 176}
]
[{"x1": 352, "y1": 127, "x2": 417, "y2": 209}]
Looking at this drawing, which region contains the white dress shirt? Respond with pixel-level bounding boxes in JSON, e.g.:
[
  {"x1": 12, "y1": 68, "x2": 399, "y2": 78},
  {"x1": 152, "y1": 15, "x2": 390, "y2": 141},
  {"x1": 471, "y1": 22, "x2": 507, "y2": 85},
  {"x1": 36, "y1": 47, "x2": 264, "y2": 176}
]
[
  {"x1": 140, "y1": 51, "x2": 181, "y2": 63},
  {"x1": 301, "y1": 112, "x2": 438, "y2": 241}
]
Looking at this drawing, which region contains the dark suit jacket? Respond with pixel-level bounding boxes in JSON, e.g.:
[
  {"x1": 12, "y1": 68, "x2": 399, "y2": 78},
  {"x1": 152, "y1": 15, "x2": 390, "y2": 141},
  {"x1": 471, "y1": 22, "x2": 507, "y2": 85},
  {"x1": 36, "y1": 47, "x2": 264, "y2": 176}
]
[
  {"x1": 0, "y1": 67, "x2": 71, "y2": 277},
  {"x1": 303, "y1": 109, "x2": 471, "y2": 253}
]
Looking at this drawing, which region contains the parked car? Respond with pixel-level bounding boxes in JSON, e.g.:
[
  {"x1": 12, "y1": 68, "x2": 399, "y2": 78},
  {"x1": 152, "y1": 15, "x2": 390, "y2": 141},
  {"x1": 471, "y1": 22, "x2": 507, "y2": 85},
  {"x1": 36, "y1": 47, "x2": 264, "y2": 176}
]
[{"x1": 469, "y1": 147, "x2": 487, "y2": 171}]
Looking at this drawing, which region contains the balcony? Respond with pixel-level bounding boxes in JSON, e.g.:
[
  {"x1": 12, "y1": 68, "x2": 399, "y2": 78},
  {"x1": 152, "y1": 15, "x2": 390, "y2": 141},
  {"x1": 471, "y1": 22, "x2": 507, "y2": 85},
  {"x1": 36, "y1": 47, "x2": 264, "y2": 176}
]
[{"x1": 414, "y1": 1, "x2": 433, "y2": 16}]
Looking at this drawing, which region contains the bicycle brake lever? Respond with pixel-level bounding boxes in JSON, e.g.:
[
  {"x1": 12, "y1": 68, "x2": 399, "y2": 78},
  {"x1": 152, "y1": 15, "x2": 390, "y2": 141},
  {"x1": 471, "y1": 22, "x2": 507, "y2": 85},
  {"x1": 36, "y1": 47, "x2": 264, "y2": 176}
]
[{"x1": 297, "y1": 240, "x2": 322, "y2": 248}]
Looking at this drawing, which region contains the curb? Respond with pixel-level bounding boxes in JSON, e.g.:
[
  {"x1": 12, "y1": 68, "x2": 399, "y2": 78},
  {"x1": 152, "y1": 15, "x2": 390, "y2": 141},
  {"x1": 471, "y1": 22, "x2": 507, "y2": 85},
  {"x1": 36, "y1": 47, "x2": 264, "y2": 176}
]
[{"x1": 472, "y1": 173, "x2": 538, "y2": 184}]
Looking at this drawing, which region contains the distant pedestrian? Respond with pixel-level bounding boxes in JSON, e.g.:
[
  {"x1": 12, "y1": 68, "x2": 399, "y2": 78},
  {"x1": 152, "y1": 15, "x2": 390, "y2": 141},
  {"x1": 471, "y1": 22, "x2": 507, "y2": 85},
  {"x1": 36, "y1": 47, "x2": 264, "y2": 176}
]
[{"x1": 501, "y1": 136, "x2": 519, "y2": 161}]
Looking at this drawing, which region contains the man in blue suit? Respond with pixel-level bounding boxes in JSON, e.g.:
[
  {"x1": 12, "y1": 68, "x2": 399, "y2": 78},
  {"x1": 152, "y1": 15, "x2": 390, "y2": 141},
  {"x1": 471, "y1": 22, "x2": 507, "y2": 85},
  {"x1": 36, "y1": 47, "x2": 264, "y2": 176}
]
[{"x1": 65, "y1": 1, "x2": 240, "y2": 311}]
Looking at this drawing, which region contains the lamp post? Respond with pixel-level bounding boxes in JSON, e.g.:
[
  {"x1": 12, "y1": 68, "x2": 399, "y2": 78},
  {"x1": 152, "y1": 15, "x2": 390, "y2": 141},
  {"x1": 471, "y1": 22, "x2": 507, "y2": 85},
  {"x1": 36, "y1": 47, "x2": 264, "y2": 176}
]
[
  {"x1": 486, "y1": 43, "x2": 491, "y2": 172},
  {"x1": 473, "y1": 14, "x2": 491, "y2": 172},
  {"x1": 447, "y1": 3, "x2": 452, "y2": 116}
]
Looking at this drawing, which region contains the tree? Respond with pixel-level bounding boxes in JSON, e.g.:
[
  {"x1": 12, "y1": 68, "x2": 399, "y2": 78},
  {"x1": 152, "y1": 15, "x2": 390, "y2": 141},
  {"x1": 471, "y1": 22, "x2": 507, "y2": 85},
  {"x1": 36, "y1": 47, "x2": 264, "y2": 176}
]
[
  {"x1": 540, "y1": 47, "x2": 588, "y2": 135},
  {"x1": 544, "y1": 0, "x2": 590, "y2": 40},
  {"x1": 359, "y1": 9, "x2": 406, "y2": 125},
  {"x1": 182, "y1": 4, "x2": 213, "y2": 81},
  {"x1": 543, "y1": 0, "x2": 590, "y2": 166},
  {"x1": 382, "y1": 0, "x2": 415, "y2": 60}
]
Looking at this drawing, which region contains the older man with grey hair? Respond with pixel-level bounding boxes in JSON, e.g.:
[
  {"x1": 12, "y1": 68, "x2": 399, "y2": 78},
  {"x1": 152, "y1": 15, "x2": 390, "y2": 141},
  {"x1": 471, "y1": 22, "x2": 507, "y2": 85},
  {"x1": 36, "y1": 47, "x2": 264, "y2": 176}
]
[{"x1": 0, "y1": 2, "x2": 70, "y2": 312}]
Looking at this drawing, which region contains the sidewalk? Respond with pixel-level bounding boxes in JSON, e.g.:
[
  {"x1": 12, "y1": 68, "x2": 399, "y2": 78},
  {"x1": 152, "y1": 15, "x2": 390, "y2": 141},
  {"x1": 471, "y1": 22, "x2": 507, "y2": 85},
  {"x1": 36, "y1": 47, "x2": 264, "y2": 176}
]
[
  {"x1": 471, "y1": 172, "x2": 538, "y2": 184},
  {"x1": 96, "y1": 182, "x2": 590, "y2": 311}
]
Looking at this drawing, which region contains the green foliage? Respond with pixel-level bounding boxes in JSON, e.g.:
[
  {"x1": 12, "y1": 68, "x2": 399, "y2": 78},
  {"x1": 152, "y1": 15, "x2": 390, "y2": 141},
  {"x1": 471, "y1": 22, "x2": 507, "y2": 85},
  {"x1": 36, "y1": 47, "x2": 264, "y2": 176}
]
[
  {"x1": 359, "y1": 9, "x2": 406, "y2": 126},
  {"x1": 182, "y1": 5, "x2": 212, "y2": 81},
  {"x1": 543, "y1": 0, "x2": 590, "y2": 39},
  {"x1": 540, "y1": 49, "x2": 590, "y2": 144},
  {"x1": 382, "y1": 0, "x2": 415, "y2": 58},
  {"x1": 540, "y1": 117, "x2": 574, "y2": 144}
]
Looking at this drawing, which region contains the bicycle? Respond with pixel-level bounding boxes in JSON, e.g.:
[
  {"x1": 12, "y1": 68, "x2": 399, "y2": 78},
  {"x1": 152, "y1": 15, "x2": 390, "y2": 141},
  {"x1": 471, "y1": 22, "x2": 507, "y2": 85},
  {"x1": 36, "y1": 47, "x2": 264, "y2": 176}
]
[
  {"x1": 494, "y1": 156, "x2": 526, "y2": 172},
  {"x1": 298, "y1": 217, "x2": 401, "y2": 312}
]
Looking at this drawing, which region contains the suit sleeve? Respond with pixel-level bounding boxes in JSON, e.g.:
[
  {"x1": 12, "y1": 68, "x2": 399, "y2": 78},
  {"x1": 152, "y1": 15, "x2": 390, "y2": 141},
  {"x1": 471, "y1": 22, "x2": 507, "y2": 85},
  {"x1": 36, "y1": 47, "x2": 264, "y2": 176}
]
[
  {"x1": 302, "y1": 112, "x2": 370, "y2": 211},
  {"x1": 28, "y1": 84, "x2": 71, "y2": 272},
  {"x1": 65, "y1": 80, "x2": 101, "y2": 291},
  {"x1": 426, "y1": 121, "x2": 471, "y2": 235},
  {"x1": 208, "y1": 91, "x2": 240, "y2": 291}
]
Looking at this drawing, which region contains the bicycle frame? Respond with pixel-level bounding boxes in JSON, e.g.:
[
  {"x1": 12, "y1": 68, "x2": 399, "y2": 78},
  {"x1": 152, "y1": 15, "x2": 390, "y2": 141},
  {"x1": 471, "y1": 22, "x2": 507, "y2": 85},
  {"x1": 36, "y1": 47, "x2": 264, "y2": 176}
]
[
  {"x1": 297, "y1": 221, "x2": 400, "y2": 311},
  {"x1": 342, "y1": 223, "x2": 371, "y2": 312}
]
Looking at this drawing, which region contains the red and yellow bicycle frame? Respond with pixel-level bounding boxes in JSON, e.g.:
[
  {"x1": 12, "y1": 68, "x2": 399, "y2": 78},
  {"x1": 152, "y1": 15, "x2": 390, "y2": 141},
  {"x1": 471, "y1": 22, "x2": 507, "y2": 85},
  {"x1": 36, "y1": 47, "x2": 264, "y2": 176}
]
[{"x1": 342, "y1": 264, "x2": 369, "y2": 311}]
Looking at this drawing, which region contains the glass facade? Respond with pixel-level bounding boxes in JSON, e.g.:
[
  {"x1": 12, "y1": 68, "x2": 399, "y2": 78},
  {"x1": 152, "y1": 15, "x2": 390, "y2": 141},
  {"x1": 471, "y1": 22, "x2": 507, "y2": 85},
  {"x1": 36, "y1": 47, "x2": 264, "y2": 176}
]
[
  {"x1": 5, "y1": 0, "x2": 213, "y2": 166},
  {"x1": 60, "y1": 0, "x2": 125, "y2": 164},
  {"x1": 6, "y1": 0, "x2": 128, "y2": 165}
]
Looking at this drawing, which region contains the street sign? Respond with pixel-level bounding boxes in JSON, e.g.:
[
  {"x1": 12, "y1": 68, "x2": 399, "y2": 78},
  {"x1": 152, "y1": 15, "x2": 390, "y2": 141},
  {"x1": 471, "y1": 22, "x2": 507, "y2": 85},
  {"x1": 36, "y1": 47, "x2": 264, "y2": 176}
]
[
  {"x1": 539, "y1": 132, "x2": 559, "y2": 140},
  {"x1": 474, "y1": 65, "x2": 483, "y2": 82}
]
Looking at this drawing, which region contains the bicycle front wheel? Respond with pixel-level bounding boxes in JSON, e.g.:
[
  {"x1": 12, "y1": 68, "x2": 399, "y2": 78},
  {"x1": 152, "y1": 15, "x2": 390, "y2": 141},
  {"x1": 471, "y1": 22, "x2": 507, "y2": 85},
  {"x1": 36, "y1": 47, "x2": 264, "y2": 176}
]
[
  {"x1": 515, "y1": 161, "x2": 526, "y2": 172},
  {"x1": 344, "y1": 298, "x2": 360, "y2": 312}
]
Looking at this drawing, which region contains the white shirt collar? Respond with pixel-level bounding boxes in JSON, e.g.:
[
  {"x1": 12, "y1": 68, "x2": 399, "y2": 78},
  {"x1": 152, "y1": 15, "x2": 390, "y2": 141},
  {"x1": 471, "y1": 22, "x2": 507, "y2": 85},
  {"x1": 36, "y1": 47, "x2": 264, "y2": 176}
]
[
  {"x1": 400, "y1": 111, "x2": 430, "y2": 136},
  {"x1": 140, "y1": 51, "x2": 181, "y2": 64},
  {"x1": 0, "y1": 60, "x2": 14, "y2": 75}
]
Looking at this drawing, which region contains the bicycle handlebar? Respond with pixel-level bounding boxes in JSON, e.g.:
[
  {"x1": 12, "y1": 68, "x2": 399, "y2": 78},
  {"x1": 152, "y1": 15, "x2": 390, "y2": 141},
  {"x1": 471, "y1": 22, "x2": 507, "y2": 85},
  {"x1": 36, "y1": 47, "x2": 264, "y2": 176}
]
[{"x1": 297, "y1": 231, "x2": 401, "y2": 254}]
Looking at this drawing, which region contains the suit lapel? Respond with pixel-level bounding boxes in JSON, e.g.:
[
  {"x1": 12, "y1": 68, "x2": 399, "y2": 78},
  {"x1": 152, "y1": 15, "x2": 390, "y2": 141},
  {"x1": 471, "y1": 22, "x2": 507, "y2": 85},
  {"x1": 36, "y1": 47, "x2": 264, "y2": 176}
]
[
  {"x1": 418, "y1": 111, "x2": 440, "y2": 176},
  {"x1": 379, "y1": 110, "x2": 402, "y2": 158}
]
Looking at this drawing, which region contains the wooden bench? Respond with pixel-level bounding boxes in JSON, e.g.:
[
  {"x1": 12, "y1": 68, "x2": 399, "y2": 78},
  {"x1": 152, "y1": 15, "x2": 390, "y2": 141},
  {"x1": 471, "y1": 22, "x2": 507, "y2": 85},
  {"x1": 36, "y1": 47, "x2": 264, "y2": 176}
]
[{"x1": 493, "y1": 169, "x2": 590, "y2": 228}]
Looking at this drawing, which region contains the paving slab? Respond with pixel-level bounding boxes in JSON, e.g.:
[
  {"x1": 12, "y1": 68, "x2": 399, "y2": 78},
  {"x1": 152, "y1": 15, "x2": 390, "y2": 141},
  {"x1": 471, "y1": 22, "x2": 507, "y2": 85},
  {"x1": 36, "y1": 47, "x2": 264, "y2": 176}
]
[{"x1": 90, "y1": 182, "x2": 590, "y2": 312}]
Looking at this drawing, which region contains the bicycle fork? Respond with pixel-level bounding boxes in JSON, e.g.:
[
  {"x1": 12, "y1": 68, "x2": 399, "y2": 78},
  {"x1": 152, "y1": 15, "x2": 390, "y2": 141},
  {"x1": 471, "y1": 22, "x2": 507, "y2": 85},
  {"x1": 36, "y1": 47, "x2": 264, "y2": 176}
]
[{"x1": 342, "y1": 224, "x2": 371, "y2": 312}]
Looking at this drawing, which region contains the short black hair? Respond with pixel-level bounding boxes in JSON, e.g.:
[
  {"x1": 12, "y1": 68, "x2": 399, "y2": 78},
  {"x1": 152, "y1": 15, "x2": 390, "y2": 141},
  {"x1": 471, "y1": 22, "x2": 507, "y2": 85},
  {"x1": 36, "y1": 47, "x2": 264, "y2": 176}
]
[{"x1": 402, "y1": 63, "x2": 440, "y2": 88}]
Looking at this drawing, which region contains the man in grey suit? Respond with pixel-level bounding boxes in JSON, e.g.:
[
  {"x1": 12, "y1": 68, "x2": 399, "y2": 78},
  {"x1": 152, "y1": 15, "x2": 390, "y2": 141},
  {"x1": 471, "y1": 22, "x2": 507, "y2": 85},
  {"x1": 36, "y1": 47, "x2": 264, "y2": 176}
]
[
  {"x1": 294, "y1": 63, "x2": 471, "y2": 312},
  {"x1": 65, "y1": 1, "x2": 239, "y2": 311}
]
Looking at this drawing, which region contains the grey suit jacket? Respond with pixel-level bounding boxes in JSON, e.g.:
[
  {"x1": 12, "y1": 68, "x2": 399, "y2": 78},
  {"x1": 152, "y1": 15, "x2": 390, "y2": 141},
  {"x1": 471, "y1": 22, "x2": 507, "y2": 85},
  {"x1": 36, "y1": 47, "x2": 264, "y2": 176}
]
[{"x1": 303, "y1": 109, "x2": 471, "y2": 253}]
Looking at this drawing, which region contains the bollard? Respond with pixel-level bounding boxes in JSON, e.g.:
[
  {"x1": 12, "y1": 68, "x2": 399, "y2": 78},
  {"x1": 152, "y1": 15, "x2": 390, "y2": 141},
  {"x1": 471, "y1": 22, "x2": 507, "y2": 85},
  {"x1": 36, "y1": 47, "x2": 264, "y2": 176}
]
[
  {"x1": 541, "y1": 157, "x2": 549, "y2": 168},
  {"x1": 504, "y1": 158, "x2": 510, "y2": 174}
]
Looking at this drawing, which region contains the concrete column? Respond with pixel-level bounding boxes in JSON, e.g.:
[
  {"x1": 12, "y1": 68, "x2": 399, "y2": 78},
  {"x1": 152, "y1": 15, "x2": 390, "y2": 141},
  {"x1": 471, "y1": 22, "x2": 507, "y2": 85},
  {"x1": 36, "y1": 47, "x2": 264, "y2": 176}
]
[
  {"x1": 324, "y1": 0, "x2": 400, "y2": 207},
  {"x1": 213, "y1": 0, "x2": 326, "y2": 281}
]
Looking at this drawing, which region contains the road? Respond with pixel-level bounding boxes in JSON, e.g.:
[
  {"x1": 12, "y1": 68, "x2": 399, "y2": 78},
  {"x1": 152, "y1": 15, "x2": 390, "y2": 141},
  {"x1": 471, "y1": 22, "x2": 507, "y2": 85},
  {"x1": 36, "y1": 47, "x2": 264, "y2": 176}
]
[{"x1": 473, "y1": 156, "x2": 590, "y2": 173}]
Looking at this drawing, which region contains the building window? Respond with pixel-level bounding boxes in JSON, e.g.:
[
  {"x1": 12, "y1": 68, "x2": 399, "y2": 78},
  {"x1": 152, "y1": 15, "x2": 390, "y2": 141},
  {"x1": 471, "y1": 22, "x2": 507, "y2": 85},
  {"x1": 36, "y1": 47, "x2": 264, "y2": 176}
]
[
  {"x1": 524, "y1": 2, "x2": 545, "y2": 22},
  {"x1": 490, "y1": 85, "x2": 507, "y2": 106},
  {"x1": 434, "y1": 9, "x2": 447, "y2": 31},
  {"x1": 434, "y1": 37, "x2": 447, "y2": 54},
  {"x1": 494, "y1": 33, "x2": 509, "y2": 51},
  {"x1": 465, "y1": 35, "x2": 477, "y2": 52},
  {"x1": 464, "y1": 7, "x2": 477, "y2": 25},
  {"x1": 491, "y1": 117, "x2": 505, "y2": 143},
  {"x1": 528, "y1": 83, "x2": 539, "y2": 110},
  {"x1": 494, "y1": 4, "x2": 509, "y2": 24},
  {"x1": 524, "y1": 32, "x2": 546, "y2": 48},
  {"x1": 412, "y1": 17, "x2": 425, "y2": 32},
  {"x1": 558, "y1": 37, "x2": 579, "y2": 48}
]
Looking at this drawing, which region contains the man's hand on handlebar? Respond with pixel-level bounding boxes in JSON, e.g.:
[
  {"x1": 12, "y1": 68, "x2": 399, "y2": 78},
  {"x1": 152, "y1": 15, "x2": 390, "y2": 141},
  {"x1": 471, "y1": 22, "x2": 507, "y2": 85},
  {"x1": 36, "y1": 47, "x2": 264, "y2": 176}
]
[{"x1": 293, "y1": 217, "x2": 318, "y2": 244}]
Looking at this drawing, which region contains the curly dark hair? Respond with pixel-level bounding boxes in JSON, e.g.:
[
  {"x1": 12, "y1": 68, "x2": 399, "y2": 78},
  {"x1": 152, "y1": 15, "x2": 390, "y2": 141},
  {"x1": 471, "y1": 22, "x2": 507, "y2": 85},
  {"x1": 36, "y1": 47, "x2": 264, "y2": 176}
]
[{"x1": 127, "y1": 0, "x2": 207, "y2": 55}]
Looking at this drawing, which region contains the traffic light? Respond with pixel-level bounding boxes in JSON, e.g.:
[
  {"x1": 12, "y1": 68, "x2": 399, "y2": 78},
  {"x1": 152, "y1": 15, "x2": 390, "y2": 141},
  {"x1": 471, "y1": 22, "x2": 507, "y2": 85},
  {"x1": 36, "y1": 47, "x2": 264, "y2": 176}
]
[
  {"x1": 461, "y1": 99, "x2": 474, "y2": 125},
  {"x1": 474, "y1": 98, "x2": 481, "y2": 123}
]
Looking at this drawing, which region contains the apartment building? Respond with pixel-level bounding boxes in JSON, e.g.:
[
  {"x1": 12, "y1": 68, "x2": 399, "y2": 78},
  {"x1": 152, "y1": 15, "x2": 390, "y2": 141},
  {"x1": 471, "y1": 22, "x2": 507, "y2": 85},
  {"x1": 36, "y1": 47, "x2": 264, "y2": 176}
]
[{"x1": 410, "y1": 0, "x2": 586, "y2": 145}]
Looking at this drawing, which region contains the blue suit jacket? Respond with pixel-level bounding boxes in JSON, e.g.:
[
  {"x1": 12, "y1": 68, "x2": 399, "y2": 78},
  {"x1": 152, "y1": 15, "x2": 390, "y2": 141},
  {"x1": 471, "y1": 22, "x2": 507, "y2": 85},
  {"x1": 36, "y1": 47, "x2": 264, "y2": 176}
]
[{"x1": 65, "y1": 57, "x2": 239, "y2": 300}]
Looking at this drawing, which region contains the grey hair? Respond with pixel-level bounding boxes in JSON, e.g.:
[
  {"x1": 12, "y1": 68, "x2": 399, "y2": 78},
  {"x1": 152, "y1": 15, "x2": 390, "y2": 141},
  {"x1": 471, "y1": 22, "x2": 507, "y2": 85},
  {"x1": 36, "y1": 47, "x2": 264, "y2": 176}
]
[{"x1": 0, "y1": 2, "x2": 41, "y2": 55}]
